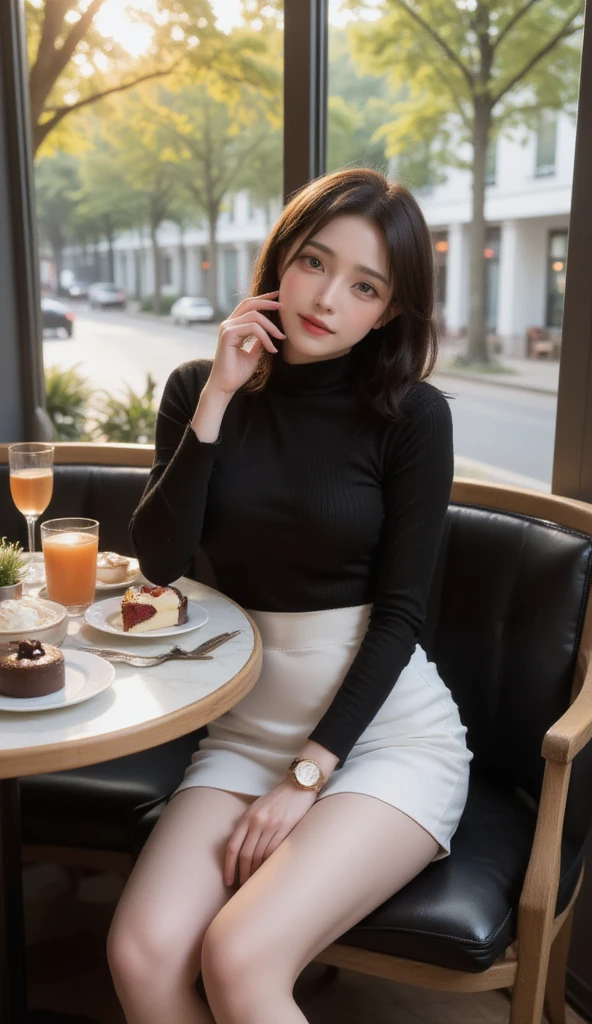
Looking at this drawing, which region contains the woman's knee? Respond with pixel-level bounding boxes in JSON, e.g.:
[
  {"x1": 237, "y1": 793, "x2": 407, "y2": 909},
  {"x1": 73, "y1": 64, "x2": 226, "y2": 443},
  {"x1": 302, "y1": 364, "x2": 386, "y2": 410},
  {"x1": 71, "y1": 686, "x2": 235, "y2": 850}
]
[
  {"x1": 107, "y1": 905, "x2": 200, "y2": 992},
  {"x1": 201, "y1": 908, "x2": 291, "y2": 1002}
]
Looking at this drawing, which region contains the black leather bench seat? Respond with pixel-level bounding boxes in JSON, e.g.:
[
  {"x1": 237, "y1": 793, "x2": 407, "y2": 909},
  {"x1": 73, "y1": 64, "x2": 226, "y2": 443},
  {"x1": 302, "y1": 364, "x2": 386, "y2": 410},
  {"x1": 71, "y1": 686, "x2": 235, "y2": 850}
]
[{"x1": 334, "y1": 774, "x2": 584, "y2": 973}]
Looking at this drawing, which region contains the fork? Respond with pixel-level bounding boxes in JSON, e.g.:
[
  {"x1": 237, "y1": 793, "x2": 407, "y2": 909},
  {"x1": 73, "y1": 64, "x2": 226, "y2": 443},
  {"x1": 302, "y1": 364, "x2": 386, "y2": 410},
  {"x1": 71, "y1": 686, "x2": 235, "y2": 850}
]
[{"x1": 75, "y1": 630, "x2": 243, "y2": 667}]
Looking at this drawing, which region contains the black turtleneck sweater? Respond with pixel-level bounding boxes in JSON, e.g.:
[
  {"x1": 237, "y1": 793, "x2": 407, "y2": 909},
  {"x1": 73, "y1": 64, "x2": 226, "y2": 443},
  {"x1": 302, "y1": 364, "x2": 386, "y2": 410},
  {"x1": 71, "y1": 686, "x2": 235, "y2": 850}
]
[{"x1": 130, "y1": 349, "x2": 454, "y2": 765}]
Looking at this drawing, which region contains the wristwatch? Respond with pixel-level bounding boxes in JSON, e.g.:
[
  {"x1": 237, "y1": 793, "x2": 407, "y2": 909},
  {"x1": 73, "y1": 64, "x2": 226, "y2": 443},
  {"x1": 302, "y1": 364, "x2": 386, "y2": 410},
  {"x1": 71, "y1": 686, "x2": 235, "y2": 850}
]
[{"x1": 287, "y1": 757, "x2": 326, "y2": 793}]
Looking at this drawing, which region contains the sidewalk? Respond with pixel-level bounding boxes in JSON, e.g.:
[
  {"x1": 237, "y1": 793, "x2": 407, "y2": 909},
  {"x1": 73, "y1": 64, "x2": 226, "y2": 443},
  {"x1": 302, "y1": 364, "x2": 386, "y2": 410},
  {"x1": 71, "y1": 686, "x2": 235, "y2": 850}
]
[{"x1": 435, "y1": 348, "x2": 559, "y2": 396}]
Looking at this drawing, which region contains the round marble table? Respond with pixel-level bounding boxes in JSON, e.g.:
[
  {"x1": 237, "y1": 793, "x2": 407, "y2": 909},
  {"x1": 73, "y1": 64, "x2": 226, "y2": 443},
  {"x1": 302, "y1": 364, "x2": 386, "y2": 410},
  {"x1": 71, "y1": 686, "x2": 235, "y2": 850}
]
[{"x1": 0, "y1": 577, "x2": 262, "y2": 1024}]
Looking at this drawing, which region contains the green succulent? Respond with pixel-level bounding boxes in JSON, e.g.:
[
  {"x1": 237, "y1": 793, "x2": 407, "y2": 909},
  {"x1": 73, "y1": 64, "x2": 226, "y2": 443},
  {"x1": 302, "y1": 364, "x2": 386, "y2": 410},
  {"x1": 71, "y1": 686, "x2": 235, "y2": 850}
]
[{"x1": 0, "y1": 537, "x2": 26, "y2": 587}]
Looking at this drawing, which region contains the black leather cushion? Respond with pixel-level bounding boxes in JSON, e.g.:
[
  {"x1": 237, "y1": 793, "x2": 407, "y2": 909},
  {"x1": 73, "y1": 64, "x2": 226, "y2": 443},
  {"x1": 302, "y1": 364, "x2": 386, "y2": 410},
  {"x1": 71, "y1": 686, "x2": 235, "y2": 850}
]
[
  {"x1": 332, "y1": 774, "x2": 584, "y2": 972},
  {"x1": 20, "y1": 730, "x2": 205, "y2": 852},
  {"x1": 0, "y1": 464, "x2": 150, "y2": 555},
  {"x1": 420, "y1": 503, "x2": 592, "y2": 850}
]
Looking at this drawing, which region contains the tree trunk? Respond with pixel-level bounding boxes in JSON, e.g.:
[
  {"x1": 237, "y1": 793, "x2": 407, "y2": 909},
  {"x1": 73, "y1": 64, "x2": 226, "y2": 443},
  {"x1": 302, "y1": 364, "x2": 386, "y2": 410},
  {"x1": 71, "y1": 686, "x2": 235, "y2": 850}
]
[
  {"x1": 464, "y1": 99, "x2": 492, "y2": 365},
  {"x1": 208, "y1": 207, "x2": 220, "y2": 317},
  {"x1": 150, "y1": 215, "x2": 162, "y2": 315}
]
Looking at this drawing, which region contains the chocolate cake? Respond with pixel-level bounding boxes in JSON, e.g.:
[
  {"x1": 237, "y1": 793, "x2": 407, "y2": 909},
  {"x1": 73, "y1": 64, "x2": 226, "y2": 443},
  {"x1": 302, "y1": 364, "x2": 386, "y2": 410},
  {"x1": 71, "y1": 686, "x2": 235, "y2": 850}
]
[
  {"x1": 0, "y1": 639, "x2": 65, "y2": 698},
  {"x1": 121, "y1": 584, "x2": 188, "y2": 633}
]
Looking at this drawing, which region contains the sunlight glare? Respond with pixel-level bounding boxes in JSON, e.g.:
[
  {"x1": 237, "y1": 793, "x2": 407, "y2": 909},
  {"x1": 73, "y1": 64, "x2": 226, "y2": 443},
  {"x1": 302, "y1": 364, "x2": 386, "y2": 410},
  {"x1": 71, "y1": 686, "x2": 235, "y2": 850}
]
[
  {"x1": 88, "y1": 0, "x2": 380, "y2": 55},
  {"x1": 94, "y1": 0, "x2": 156, "y2": 57}
]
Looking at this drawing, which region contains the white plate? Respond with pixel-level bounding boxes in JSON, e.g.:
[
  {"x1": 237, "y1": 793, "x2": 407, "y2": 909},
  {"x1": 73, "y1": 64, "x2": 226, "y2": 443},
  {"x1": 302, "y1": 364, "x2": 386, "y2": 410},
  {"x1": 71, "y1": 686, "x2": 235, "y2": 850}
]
[
  {"x1": 84, "y1": 596, "x2": 209, "y2": 639},
  {"x1": 95, "y1": 558, "x2": 140, "y2": 590},
  {"x1": 0, "y1": 651, "x2": 115, "y2": 713}
]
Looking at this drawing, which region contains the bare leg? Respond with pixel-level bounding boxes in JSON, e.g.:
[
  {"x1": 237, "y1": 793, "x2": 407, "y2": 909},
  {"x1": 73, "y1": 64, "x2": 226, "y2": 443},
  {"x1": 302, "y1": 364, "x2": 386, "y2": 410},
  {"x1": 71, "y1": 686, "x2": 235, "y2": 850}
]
[
  {"x1": 107, "y1": 787, "x2": 256, "y2": 1024},
  {"x1": 201, "y1": 792, "x2": 439, "y2": 1024}
]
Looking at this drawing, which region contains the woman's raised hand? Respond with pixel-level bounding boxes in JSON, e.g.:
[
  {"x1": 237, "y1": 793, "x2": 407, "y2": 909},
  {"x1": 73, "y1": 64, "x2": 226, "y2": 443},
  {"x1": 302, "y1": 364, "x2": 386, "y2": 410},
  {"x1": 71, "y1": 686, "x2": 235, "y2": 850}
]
[{"x1": 207, "y1": 290, "x2": 285, "y2": 396}]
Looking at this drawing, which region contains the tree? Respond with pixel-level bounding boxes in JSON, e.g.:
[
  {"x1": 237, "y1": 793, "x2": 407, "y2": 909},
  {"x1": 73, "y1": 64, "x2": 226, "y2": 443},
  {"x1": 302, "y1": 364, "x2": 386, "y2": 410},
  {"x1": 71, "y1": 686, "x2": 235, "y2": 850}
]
[
  {"x1": 328, "y1": 27, "x2": 390, "y2": 172},
  {"x1": 101, "y1": 86, "x2": 185, "y2": 314},
  {"x1": 25, "y1": 0, "x2": 221, "y2": 156},
  {"x1": 346, "y1": 0, "x2": 584, "y2": 363},
  {"x1": 34, "y1": 152, "x2": 80, "y2": 290},
  {"x1": 76, "y1": 138, "x2": 145, "y2": 280},
  {"x1": 151, "y1": 71, "x2": 281, "y2": 314}
]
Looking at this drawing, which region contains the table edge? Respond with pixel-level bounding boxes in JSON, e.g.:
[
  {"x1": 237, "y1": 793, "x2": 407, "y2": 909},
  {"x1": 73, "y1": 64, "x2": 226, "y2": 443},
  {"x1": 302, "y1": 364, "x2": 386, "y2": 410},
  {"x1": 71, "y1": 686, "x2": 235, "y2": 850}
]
[{"x1": 0, "y1": 600, "x2": 262, "y2": 778}]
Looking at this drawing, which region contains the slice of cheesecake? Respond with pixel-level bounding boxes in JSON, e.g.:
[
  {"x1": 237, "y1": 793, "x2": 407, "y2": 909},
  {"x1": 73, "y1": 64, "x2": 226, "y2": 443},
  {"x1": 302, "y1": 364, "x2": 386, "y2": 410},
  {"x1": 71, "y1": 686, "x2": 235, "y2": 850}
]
[{"x1": 121, "y1": 585, "x2": 189, "y2": 633}]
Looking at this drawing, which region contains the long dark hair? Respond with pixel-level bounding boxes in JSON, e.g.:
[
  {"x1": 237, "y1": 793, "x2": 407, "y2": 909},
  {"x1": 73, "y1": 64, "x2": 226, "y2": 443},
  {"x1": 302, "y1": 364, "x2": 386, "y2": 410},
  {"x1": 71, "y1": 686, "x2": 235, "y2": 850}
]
[{"x1": 244, "y1": 167, "x2": 439, "y2": 420}]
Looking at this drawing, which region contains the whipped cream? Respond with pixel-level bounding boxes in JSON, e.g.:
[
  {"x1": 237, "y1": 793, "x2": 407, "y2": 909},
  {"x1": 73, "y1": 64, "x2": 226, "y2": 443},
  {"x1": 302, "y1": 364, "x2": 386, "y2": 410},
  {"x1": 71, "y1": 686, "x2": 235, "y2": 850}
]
[{"x1": 0, "y1": 597, "x2": 60, "y2": 631}]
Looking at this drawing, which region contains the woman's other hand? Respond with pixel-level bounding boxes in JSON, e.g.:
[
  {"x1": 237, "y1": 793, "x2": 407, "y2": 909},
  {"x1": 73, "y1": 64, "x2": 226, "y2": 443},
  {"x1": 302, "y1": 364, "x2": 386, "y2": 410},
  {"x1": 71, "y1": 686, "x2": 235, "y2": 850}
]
[
  {"x1": 224, "y1": 780, "x2": 317, "y2": 888},
  {"x1": 207, "y1": 291, "x2": 285, "y2": 397}
]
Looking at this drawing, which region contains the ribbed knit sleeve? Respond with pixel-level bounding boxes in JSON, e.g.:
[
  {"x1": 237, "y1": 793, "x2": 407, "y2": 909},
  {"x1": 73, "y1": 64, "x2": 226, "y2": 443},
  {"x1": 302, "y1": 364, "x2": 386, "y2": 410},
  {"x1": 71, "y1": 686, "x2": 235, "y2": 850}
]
[
  {"x1": 308, "y1": 388, "x2": 454, "y2": 766},
  {"x1": 130, "y1": 360, "x2": 219, "y2": 584}
]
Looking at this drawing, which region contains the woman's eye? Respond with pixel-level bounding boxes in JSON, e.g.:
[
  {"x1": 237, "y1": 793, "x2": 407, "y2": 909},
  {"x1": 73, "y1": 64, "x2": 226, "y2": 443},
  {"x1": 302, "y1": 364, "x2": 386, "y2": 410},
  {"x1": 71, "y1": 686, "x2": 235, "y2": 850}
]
[
  {"x1": 357, "y1": 282, "x2": 377, "y2": 296},
  {"x1": 303, "y1": 255, "x2": 322, "y2": 269}
]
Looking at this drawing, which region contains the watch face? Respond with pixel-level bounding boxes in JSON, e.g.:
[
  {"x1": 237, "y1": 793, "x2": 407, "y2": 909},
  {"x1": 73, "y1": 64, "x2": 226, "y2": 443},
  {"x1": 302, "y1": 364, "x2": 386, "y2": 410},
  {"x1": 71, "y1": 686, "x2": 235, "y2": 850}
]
[{"x1": 294, "y1": 760, "x2": 321, "y2": 787}]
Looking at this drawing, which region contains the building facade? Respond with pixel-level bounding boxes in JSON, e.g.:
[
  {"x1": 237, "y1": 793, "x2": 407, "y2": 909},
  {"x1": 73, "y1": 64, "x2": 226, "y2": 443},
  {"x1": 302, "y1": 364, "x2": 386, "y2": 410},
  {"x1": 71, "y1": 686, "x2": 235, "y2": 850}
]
[{"x1": 421, "y1": 109, "x2": 574, "y2": 357}]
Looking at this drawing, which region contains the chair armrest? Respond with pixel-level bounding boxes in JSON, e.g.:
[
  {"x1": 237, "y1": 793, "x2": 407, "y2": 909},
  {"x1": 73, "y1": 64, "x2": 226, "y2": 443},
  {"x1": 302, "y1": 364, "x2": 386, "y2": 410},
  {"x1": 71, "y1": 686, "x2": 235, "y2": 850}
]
[{"x1": 542, "y1": 658, "x2": 592, "y2": 764}]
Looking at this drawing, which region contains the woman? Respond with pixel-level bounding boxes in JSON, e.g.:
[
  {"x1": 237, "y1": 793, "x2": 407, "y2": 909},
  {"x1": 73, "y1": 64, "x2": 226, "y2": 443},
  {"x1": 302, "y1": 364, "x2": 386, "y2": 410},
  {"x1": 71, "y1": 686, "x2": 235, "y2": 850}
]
[{"x1": 107, "y1": 167, "x2": 472, "y2": 1024}]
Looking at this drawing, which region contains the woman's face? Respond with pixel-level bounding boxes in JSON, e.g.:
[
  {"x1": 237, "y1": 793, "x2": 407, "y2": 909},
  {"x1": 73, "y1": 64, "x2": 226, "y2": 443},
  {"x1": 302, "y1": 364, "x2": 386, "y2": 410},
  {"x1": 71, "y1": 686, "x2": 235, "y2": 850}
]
[{"x1": 277, "y1": 214, "x2": 396, "y2": 364}]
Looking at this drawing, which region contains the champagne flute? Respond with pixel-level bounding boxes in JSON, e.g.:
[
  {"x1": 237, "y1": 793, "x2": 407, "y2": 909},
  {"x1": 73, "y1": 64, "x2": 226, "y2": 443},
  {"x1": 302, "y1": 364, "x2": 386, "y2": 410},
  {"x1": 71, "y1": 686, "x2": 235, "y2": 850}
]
[{"x1": 8, "y1": 443, "x2": 55, "y2": 559}]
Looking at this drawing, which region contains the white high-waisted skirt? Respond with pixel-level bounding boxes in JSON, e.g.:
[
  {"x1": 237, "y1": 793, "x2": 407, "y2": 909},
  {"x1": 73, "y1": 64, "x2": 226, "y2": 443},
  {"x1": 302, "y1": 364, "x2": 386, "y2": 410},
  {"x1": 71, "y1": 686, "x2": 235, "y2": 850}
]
[{"x1": 175, "y1": 603, "x2": 473, "y2": 861}]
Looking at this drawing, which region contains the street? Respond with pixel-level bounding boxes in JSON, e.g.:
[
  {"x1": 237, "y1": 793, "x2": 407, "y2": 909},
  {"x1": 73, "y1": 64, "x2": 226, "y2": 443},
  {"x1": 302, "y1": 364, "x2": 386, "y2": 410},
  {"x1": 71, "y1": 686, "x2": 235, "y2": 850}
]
[{"x1": 43, "y1": 308, "x2": 557, "y2": 490}]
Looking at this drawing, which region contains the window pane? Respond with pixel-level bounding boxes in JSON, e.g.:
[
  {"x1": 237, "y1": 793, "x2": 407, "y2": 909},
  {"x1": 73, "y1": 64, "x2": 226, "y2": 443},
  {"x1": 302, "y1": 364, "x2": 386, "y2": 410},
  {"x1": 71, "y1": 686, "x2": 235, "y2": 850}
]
[
  {"x1": 536, "y1": 110, "x2": 558, "y2": 176},
  {"x1": 28, "y1": 1, "x2": 283, "y2": 444},
  {"x1": 328, "y1": 0, "x2": 584, "y2": 494}
]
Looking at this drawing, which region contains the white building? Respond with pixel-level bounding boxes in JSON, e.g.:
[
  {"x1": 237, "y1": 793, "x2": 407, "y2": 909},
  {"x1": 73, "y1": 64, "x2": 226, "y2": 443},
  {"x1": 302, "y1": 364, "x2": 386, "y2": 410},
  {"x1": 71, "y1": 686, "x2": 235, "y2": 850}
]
[
  {"x1": 67, "y1": 112, "x2": 574, "y2": 354},
  {"x1": 420, "y1": 109, "x2": 575, "y2": 356}
]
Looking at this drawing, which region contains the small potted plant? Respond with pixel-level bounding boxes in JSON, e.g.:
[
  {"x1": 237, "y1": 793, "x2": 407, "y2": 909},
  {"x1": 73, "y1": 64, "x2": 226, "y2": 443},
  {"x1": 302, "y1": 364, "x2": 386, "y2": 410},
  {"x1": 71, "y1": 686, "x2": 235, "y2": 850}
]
[{"x1": 0, "y1": 538, "x2": 26, "y2": 602}]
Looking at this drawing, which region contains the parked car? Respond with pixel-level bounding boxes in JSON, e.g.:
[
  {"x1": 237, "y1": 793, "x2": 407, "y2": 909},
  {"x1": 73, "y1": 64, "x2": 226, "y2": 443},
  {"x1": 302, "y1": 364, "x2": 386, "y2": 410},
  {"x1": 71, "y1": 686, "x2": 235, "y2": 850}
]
[
  {"x1": 88, "y1": 282, "x2": 126, "y2": 309},
  {"x1": 41, "y1": 297, "x2": 75, "y2": 337},
  {"x1": 66, "y1": 280, "x2": 89, "y2": 299},
  {"x1": 171, "y1": 296, "x2": 215, "y2": 325}
]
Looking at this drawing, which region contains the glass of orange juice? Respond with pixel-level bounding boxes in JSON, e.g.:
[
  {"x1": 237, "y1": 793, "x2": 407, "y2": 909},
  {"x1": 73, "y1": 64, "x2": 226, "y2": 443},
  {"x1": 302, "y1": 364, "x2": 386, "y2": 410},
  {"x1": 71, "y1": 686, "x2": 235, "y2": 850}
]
[
  {"x1": 41, "y1": 518, "x2": 99, "y2": 614},
  {"x1": 8, "y1": 443, "x2": 55, "y2": 557}
]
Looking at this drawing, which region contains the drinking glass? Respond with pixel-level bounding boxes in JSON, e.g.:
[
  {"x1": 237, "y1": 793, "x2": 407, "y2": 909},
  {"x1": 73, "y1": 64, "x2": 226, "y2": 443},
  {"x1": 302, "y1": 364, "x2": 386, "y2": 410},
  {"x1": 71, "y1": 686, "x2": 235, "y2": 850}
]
[
  {"x1": 8, "y1": 443, "x2": 55, "y2": 556},
  {"x1": 41, "y1": 518, "x2": 99, "y2": 615}
]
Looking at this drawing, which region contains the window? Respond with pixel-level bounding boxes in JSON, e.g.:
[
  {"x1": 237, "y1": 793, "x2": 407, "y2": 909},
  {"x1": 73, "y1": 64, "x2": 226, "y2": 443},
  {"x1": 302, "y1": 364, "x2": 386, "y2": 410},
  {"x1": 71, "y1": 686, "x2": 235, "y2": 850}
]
[
  {"x1": 27, "y1": 1, "x2": 283, "y2": 444},
  {"x1": 535, "y1": 110, "x2": 558, "y2": 177},
  {"x1": 328, "y1": 0, "x2": 583, "y2": 495},
  {"x1": 546, "y1": 231, "x2": 568, "y2": 327}
]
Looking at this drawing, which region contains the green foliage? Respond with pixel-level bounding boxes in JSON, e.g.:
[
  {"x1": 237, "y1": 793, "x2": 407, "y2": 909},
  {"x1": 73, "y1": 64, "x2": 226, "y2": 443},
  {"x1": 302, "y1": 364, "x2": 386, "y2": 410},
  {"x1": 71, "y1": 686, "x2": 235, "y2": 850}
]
[
  {"x1": 45, "y1": 364, "x2": 92, "y2": 441},
  {"x1": 327, "y1": 27, "x2": 390, "y2": 173},
  {"x1": 0, "y1": 538, "x2": 26, "y2": 588},
  {"x1": 343, "y1": 0, "x2": 583, "y2": 361},
  {"x1": 93, "y1": 375, "x2": 158, "y2": 444},
  {"x1": 140, "y1": 294, "x2": 179, "y2": 314},
  {"x1": 346, "y1": 0, "x2": 584, "y2": 169},
  {"x1": 26, "y1": 0, "x2": 220, "y2": 156},
  {"x1": 35, "y1": 154, "x2": 81, "y2": 255}
]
